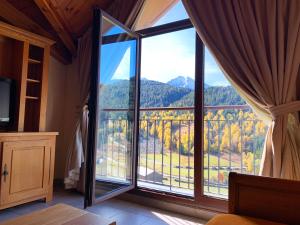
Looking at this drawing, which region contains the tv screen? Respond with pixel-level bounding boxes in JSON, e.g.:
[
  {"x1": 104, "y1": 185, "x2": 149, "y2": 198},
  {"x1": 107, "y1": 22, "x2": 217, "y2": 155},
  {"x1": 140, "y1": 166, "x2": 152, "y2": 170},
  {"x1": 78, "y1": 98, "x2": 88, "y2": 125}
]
[{"x1": 0, "y1": 78, "x2": 14, "y2": 127}]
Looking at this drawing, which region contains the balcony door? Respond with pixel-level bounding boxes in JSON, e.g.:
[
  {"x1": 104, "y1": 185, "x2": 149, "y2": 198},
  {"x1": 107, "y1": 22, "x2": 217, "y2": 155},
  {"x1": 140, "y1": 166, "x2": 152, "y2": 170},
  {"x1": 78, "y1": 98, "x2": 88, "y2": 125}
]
[{"x1": 85, "y1": 9, "x2": 140, "y2": 207}]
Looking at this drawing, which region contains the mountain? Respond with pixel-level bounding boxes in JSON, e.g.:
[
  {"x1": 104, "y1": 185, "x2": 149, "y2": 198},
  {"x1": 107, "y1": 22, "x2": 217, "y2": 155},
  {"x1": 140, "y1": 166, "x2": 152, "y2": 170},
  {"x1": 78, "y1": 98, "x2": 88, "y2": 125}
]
[
  {"x1": 167, "y1": 76, "x2": 195, "y2": 90},
  {"x1": 167, "y1": 76, "x2": 210, "y2": 90},
  {"x1": 99, "y1": 79, "x2": 245, "y2": 109}
]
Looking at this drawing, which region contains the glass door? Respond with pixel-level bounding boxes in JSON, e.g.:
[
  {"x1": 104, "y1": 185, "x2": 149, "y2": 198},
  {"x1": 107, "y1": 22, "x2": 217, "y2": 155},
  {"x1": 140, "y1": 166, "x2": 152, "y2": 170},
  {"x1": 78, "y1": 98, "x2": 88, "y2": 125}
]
[{"x1": 85, "y1": 9, "x2": 140, "y2": 207}]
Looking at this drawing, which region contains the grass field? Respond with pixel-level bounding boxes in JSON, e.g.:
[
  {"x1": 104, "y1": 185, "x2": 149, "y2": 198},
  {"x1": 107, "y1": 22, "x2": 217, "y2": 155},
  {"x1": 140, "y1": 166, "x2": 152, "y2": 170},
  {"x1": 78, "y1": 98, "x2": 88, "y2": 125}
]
[{"x1": 96, "y1": 150, "x2": 261, "y2": 197}]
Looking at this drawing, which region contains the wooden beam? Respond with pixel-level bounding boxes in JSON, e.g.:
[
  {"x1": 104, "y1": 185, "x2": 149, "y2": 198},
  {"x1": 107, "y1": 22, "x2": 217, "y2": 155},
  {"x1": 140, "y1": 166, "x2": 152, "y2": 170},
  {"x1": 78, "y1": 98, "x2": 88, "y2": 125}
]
[
  {"x1": 34, "y1": 0, "x2": 77, "y2": 56},
  {"x1": 0, "y1": 21, "x2": 54, "y2": 47},
  {"x1": 0, "y1": 0, "x2": 50, "y2": 37},
  {"x1": 0, "y1": 0, "x2": 72, "y2": 64}
]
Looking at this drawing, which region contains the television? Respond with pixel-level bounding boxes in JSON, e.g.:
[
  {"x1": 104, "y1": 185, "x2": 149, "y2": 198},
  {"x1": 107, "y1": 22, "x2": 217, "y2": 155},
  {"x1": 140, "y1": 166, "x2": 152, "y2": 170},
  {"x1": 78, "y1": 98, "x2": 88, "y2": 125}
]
[{"x1": 0, "y1": 77, "x2": 15, "y2": 129}]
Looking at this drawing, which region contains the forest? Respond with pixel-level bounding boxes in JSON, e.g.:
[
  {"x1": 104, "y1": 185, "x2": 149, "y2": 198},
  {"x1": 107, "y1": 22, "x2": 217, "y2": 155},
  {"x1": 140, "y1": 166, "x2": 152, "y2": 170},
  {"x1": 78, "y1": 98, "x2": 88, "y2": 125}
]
[
  {"x1": 96, "y1": 77, "x2": 267, "y2": 196},
  {"x1": 99, "y1": 77, "x2": 246, "y2": 109}
]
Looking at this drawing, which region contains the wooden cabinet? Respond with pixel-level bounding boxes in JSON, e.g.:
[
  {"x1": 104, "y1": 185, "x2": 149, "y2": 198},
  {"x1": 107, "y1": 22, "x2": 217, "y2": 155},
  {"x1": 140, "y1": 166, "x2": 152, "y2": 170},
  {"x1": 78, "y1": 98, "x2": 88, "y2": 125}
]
[
  {"x1": 0, "y1": 132, "x2": 57, "y2": 210},
  {"x1": 0, "y1": 20, "x2": 58, "y2": 210},
  {"x1": 0, "y1": 21, "x2": 54, "y2": 132}
]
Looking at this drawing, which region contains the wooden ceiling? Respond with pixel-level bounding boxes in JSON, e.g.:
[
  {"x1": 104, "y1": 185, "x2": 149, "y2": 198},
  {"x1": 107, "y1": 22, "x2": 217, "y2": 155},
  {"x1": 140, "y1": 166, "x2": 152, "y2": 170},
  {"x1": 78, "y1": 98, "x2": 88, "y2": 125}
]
[{"x1": 0, "y1": 0, "x2": 115, "y2": 64}]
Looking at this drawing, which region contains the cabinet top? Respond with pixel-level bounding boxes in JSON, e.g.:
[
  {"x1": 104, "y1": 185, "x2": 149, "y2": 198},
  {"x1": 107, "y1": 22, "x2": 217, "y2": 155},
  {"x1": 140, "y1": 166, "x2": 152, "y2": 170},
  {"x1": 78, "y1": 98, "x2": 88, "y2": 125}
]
[
  {"x1": 0, "y1": 132, "x2": 59, "y2": 137},
  {"x1": 0, "y1": 21, "x2": 55, "y2": 47}
]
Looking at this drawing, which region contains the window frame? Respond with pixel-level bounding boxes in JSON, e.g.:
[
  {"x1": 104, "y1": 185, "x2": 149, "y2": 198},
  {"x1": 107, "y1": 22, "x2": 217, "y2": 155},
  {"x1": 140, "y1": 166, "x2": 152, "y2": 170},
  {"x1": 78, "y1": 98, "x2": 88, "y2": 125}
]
[{"x1": 131, "y1": 19, "x2": 227, "y2": 212}]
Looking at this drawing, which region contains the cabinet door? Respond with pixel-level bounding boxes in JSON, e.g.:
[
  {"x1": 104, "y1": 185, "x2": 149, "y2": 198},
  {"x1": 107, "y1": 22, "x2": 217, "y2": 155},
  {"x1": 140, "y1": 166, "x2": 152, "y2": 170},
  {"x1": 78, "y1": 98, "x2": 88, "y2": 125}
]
[{"x1": 1, "y1": 140, "x2": 51, "y2": 205}]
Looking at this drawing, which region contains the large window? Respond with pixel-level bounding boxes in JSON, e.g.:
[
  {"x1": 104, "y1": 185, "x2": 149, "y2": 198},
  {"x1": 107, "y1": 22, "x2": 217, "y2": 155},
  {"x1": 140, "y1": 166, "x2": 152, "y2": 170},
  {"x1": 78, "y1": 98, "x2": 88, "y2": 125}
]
[
  {"x1": 135, "y1": 0, "x2": 267, "y2": 201},
  {"x1": 87, "y1": 0, "x2": 267, "y2": 211}
]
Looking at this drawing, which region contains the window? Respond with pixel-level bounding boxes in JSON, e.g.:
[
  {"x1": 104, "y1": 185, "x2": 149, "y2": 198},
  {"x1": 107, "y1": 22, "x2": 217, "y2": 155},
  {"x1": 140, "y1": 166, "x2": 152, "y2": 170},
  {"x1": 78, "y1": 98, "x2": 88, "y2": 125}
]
[
  {"x1": 87, "y1": 0, "x2": 267, "y2": 210},
  {"x1": 138, "y1": 27, "x2": 196, "y2": 196},
  {"x1": 135, "y1": 0, "x2": 267, "y2": 201}
]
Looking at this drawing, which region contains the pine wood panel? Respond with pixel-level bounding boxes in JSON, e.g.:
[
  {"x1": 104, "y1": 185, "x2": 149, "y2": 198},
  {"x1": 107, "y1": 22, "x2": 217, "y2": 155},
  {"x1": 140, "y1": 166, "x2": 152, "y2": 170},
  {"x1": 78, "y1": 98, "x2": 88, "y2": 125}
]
[
  {"x1": 0, "y1": 22, "x2": 54, "y2": 132},
  {"x1": 1, "y1": 140, "x2": 51, "y2": 205},
  {"x1": 39, "y1": 45, "x2": 50, "y2": 131},
  {"x1": 48, "y1": 0, "x2": 112, "y2": 37},
  {"x1": 9, "y1": 147, "x2": 45, "y2": 193},
  {"x1": 0, "y1": 204, "x2": 85, "y2": 225},
  {"x1": 229, "y1": 172, "x2": 300, "y2": 224},
  {"x1": 0, "y1": 21, "x2": 54, "y2": 48},
  {"x1": 0, "y1": 132, "x2": 58, "y2": 137},
  {"x1": 1, "y1": 0, "x2": 71, "y2": 64},
  {"x1": 0, "y1": 133, "x2": 57, "y2": 209},
  {"x1": 34, "y1": 0, "x2": 77, "y2": 55},
  {"x1": 2, "y1": 0, "x2": 139, "y2": 63},
  {"x1": 17, "y1": 41, "x2": 29, "y2": 132},
  {"x1": 63, "y1": 213, "x2": 116, "y2": 225},
  {"x1": 0, "y1": 204, "x2": 115, "y2": 225}
]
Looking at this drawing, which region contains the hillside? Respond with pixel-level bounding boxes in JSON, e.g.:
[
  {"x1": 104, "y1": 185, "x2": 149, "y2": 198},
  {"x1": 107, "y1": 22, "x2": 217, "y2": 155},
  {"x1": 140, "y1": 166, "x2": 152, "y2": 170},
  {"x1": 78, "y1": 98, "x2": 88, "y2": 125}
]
[
  {"x1": 99, "y1": 79, "x2": 191, "y2": 108},
  {"x1": 204, "y1": 86, "x2": 245, "y2": 106},
  {"x1": 140, "y1": 80, "x2": 191, "y2": 107},
  {"x1": 99, "y1": 78, "x2": 245, "y2": 109}
]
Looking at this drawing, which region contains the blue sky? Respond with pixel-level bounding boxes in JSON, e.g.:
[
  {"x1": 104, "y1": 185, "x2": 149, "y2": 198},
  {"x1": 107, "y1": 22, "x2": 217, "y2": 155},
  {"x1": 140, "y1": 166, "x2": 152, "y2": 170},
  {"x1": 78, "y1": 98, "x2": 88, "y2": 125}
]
[{"x1": 107, "y1": 0, "x2": 230, "y2": 86}]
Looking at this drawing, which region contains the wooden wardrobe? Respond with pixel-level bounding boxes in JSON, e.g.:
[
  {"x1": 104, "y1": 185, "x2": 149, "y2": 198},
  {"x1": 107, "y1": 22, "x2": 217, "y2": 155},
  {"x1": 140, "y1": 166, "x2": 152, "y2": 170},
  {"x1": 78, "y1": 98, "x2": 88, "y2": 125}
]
[{"x1": 0, "y1": 21, "x2": 58, "y2": 209}]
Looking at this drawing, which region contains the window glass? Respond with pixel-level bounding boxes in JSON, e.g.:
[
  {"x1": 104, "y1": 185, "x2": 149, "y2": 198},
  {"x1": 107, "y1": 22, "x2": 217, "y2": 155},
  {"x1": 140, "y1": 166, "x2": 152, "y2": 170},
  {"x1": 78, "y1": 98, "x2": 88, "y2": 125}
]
[{"x1": 137, "y1": 28, "x2": 196, "y2": 197}]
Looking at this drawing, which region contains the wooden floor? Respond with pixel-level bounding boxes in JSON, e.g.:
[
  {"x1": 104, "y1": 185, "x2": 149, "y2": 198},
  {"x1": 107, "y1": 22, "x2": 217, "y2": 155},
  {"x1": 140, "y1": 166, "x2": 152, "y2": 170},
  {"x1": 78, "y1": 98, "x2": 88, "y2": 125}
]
[{"x1": 0, "y1": 188, "x2": 207, "y2": 225}]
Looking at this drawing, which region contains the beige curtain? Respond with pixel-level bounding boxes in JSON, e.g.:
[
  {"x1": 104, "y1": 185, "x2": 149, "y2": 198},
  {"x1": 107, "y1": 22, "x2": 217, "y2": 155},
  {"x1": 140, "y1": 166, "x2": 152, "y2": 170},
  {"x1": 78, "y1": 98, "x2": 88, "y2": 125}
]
[
  {"x1": 133, "y1": 0, "x2": 177, "y2": 30},
  {"x1": 64, "y1": 30, "x2": 92, "y2": 190},
  {"x1": 64, "y1": 0, "x2": 145, "y2": 191},
  {"x1": 183, "y1": 0, "x2": 300, "y2": 179}
]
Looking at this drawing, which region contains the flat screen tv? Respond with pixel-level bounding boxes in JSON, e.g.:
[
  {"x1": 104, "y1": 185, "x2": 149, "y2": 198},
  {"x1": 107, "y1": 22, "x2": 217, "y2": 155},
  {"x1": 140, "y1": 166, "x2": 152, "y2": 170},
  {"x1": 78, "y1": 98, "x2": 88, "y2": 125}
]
[{"x1": 0, "y1": 77, "x2": 15, "y2": 129}]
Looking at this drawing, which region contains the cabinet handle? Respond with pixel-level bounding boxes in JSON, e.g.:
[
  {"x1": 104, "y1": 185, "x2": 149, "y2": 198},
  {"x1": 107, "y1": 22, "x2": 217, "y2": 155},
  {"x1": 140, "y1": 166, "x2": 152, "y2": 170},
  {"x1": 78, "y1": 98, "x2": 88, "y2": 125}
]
[{"x1": 2, "y1": 164, "x2": 8, "y2": 182}]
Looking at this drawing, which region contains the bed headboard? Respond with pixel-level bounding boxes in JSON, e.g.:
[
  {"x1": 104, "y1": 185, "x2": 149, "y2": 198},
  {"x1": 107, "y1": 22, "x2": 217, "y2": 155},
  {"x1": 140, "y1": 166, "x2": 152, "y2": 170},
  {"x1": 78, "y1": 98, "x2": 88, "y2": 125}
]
[{"x1": 229, "y1": 172, "x2": 300, "y2": 224}]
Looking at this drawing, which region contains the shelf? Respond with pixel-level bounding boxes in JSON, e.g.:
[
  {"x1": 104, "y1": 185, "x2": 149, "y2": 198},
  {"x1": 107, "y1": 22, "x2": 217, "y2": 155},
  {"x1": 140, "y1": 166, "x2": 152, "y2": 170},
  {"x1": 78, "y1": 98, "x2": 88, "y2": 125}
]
[
  {"x1": 28, "y1": 58, "x2": 41, "y2": 64},
  {"x1": 27, "y1": 78, "x2": 40, "y2": 83},
  {"x1": 25, "y1": 96, "x2": 39, "y2": 100}
]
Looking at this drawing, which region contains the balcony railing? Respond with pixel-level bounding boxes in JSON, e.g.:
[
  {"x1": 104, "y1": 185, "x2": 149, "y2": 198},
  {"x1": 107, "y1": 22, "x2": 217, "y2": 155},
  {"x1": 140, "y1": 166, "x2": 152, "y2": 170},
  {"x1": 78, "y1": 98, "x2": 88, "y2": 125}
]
[{"x1": 96, "y1": 105, "x2": 267, "y2": 198}]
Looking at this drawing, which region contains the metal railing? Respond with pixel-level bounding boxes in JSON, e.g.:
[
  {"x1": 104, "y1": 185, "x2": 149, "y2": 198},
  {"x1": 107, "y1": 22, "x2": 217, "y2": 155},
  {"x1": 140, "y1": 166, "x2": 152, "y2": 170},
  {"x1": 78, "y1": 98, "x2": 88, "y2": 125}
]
[{"x1": 96, "y1": 105, "x2": 267, "y2": 198}]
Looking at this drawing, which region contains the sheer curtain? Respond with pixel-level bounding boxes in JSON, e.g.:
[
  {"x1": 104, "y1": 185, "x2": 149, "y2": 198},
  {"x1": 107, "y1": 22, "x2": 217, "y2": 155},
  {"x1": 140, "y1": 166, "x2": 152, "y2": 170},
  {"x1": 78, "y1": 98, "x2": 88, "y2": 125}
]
[
  {"x1": 182, "y1": 0, "x2": 300, "y2": 179},
  {"x1": 64, "y1": 0, "x2": 145, "y2": 191}
]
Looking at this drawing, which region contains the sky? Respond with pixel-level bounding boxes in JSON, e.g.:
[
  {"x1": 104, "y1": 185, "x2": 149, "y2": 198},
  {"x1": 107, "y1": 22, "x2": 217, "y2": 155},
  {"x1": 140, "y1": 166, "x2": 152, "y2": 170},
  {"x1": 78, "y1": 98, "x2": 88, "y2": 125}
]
[{"x1": 104, "y1": 0, "x2": 230, "y2": 86}]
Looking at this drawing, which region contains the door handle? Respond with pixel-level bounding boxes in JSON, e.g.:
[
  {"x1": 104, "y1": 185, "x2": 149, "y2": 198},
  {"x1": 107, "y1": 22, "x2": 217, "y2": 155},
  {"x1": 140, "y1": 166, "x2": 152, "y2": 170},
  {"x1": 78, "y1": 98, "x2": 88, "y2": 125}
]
[{"x1": 2, "y1": 164, "x2": 8, "y2": 182}]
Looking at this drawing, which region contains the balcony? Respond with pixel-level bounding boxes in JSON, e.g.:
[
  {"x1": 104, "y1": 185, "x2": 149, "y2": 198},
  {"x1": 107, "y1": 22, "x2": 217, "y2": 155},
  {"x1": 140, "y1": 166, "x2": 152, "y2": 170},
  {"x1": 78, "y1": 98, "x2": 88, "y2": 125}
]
[{"x1": 96, "y1": 106, "x2": 267, "y2": 198}]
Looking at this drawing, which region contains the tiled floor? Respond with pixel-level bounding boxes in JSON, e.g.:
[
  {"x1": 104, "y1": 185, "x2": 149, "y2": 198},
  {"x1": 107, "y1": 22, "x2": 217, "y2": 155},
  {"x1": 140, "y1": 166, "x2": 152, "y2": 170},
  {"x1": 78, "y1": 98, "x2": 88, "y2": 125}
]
[{"x1": 0, "y1": 188, "x2": 207, "y2": 225}]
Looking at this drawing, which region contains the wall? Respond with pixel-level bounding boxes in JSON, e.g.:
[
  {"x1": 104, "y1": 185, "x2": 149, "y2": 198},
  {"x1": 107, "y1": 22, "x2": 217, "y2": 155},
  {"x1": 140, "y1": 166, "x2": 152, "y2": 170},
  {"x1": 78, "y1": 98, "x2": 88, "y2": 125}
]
[
  {"x1": 46, "y1": 55, "x2": 83, "y2": 180},
  {"x1": 46, "y1": 56, "x2": 68, "y2": 179},
  {"x1": 59, "y1": 60, "x2": 81, "y2": 180}
]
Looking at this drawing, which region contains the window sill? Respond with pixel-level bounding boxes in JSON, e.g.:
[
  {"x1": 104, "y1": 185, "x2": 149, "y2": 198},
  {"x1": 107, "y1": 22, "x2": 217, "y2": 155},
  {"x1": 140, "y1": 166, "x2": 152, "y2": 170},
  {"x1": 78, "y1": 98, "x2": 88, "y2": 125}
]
[{"x1": 126, "y1": 187, "x2": 228, "y2": 214}]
